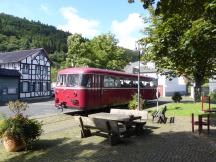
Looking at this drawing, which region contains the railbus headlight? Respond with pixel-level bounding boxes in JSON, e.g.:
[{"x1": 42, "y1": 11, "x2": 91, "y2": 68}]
[{"x1": 72, "y1": 99, "x2": 79, "y2": 105}]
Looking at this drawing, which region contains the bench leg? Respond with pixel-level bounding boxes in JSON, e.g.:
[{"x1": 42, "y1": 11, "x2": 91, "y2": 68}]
[
  {"x1": 198, "y1": 115, "x2": 202, "y2": 134},
  {"x1": 109, "y1": 133, "x2": 120, "y2": 146},
  {"x1": 135, "y1": 123, "x2": 144, "y2": 133},
  {"x1": 81, "y1": 128, "x2": 92, "y2": 138},
  {"x1": 207, "y1": 114, "x2": 210, "y2": 134},
  {"x1": 192, "y1": 113, "x2": 194, "y2": 133}
]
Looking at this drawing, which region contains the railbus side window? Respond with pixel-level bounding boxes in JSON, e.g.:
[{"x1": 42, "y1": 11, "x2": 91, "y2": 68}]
[
  {"x1": 114, "y1": 77, "x2": 121, "y2": 87},
  {"x1": 124, "y1": 79, "x2": 131, "y2": 87},
  {"x1": 104, "y1": 76, "x2": 115, "y2": 87},
  {"x1": 92, "y1": 75, "x2": 96, "y2": 88},
  {"x1": 80, "y1": 74, "x2": 92, "y2": 87},
  {"x1": 97, "y1": 75, "x2": 101, "y2": 88},
  {"x1": 104, "y1": 76, "x2": 109, "y2": 87},
  {"x1": 120, "y1": 78, "x2": 126, "y2": 87},
  {"x1": 109, "y1": 77, "x2": 115, "y2": 87}
]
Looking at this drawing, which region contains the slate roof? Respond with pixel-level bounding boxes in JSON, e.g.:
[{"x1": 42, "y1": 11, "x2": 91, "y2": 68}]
[
  {"x1": 0, "y1": 48, "x2": 49, "y2": 64},
  {"x1": 0, "y1": 68, "x2": 20, "y2": 77}
]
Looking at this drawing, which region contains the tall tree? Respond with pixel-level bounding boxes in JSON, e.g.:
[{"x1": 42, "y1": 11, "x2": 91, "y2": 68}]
[
  {"x1": 67, "y1": 33, "x2": 93, "y2": 67},
  {"x1": 89, "y1": 33, "x2": 128, "y2": 70},
  {"x1": 66, "y1": 33, "x2": 129, "y2": 71},
  {"x1": 130, "y1": 0, "x2": 216, "y2": 101}
]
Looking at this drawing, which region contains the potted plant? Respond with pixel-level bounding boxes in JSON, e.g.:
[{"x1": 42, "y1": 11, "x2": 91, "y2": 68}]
[{"x1": 0, "y1": 100, "x2": 42, "y2": 152}]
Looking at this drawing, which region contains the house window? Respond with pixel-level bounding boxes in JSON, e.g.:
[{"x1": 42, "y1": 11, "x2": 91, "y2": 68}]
[
  {"x1": 31, "y1": 82, "x2": 36, "y2": 92},
  {"x1": 43, "y1": 66, "x2": 48, "y2": 75},
  {"x1": 22, "y1": 64, "x2": 29, "y2": 74},
  {"x1": 22, "y1": 82, "x2": 29, "y2": 92},
  {"x1": 42, "y1": 82, "x2": 47, "y2": 91},
  {"x1": 36, "y1": 65, "x2": 40, "y2": 74},
  {"x1": 35, "y1": 82, "x2": 41, "y2": 92}
]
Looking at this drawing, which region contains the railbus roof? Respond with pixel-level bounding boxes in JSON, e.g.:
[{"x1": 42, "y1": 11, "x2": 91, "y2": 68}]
[{"x1": 58, "y1": 68, "x2": 156, "y2": 81}]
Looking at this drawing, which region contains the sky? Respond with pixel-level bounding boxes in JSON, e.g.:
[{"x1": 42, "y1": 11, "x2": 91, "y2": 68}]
[{"x1": 0, "y1": 0, "x2": 149, "y2": 50}]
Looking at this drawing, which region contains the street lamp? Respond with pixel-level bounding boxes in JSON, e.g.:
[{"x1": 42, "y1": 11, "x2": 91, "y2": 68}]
[
  {"x1": 156, "y1": 73, "x2": 159, "y2": 111},
  {"x1": 135, "y1": 41, "x2": 144, "y2": 111}
]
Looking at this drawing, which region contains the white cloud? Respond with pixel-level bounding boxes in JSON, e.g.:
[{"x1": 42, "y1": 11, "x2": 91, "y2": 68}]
[
  {"x1": 40, "y1": 4, "x2": 49, "y2": 14},
  {"x1": 58, "y1": 7, "x2": 100, "y2": 38},
  {"x1": 111, "y1": 13, "x2": 145, "y2": 50}
]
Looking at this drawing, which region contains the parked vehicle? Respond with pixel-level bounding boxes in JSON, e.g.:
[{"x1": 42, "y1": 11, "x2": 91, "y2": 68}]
[{"x1": 55, "y1": 68, "x2": 157, "y2": 110}]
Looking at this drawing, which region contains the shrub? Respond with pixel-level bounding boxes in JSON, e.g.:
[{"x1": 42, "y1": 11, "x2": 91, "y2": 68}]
[
  {"x1": 209, "y1": 92, "x2": 216, "y2": 102},
  {"x1": 0, "y1": 100, "x2": 42, "y2": 150},
  {"x1": 129, "y1": 93, "x2": 146, "y2": 110},
  {"x1": 172, "y1": 92, "x2": 182, "y2": 103}
]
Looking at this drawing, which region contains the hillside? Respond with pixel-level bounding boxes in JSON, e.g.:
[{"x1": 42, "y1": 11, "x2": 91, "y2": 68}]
[{"x1": 0, "y1": 13, "x2": 70, "y2": 54}]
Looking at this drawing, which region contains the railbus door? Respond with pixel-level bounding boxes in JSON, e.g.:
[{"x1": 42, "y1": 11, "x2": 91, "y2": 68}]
[{"x1": 88, "y1": 74, "x2": 102, "y2": 109}]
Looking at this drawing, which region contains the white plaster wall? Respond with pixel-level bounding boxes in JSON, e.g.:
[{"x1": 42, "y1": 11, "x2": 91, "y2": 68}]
[
  {"x1": 27, "y1": 56, "x2": 31, "y2": 64},
  {"x1": 165, "y1": 76, "x2": 186, "y2": 95}
]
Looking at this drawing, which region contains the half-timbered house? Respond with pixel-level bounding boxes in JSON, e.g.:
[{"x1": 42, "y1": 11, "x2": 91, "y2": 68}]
[{"x1": 0, "y1": 48, "x2": 51, "y2": 99}]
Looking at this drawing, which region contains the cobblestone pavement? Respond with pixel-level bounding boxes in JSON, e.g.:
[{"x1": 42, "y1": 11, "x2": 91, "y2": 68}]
[{"x1": 1, "y1": 115, "x2": 216, "y2": 162}]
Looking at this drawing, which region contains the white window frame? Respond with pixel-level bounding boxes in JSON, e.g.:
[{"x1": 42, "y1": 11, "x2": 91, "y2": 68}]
[{"x1": 22, "y1": 64, "x2": 29, "y2": 74}]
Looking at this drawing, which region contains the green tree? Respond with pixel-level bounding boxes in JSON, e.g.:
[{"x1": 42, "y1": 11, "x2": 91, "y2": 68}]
[
  {"x1": 49, "y1": 51, "x2": 66, "y2": 65},
  {"x1": 89, "y1": 33, "x2": 127, "y2": 70},
  {"x1": 51, "y1": 67, "x2": 59, "y2": 82},
  {"x1": 129, "y1": 0, "x2": 216, "y2": 101},
  {"x1": 67, "y1": 33, "x2": 92, "y2": 67}
]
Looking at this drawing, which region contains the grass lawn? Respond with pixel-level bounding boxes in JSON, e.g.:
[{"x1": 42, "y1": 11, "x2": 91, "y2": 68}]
[{"x1": 148, "y1": 102, "x2": 216, "y2": 117}]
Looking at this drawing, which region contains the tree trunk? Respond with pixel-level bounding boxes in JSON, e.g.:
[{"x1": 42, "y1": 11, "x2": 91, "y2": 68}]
[{"x1": 194, "y1": 80, "x2": 202, "y2": 102}]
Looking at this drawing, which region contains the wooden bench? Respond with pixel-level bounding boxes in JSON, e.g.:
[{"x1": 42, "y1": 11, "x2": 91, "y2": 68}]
[
  {"x1": 152, "y1": 106, "x2": 167, "y2": 123},
  {"x1": 74, "y1": 116, "x2": 123, "y2": 145},
  {"x1": 110, "y1": 109, "x2": 148, "y2": 132}
]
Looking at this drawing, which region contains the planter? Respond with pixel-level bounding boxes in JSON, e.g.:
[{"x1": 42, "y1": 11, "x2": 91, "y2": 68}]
[{"x1": 3, "y1": 136, "x2": 26, "y2": 152}]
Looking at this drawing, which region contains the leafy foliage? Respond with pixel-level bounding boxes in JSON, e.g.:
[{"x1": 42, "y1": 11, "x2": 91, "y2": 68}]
[
  {"x1": 66, "y1": 33, "x2": 93, "y2": 67},
  {"x1": 129, "y1": 93, "x2": 146, "y2": 110},
  {"x1": 8, "y1": 100, "x2": 28, "y2": 115},
  {"x1": 89, "y1": 33, "x2": 128, "y2": 70},
  {"x1": 130, "y1": 0, "x2": 216, "y2": 101},
  {"x1": 172, "y1": 92, "x2": 182, "y2": 103},
  {"x1": 209, "y1": 92, "x2": 216, "y2": 102},
  {"x1": 0, "y1": 13, "x2": 69, "y2": 54},
  {"x1": 66, "y1": 33, "x2": 130, "y2": 70}
]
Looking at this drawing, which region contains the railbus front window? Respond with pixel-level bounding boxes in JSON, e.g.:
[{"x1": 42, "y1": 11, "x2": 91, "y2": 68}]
[
  {"x1": 56, "y1": 74, "x2": 67, "y2": 87},
  {"x1": 67, "y1": 74, "x2": 80, "y2": 87}
]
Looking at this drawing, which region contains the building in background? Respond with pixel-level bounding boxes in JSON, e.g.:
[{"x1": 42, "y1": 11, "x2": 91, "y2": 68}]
[
  {"x1": 0, "y1": 48, "x2": 51, "y2": 100},
  {"x1": 209, "y1": 78, "x2": 216, "y2": 93},
  {"x1": 124, "y1": 61, "x2": 187, "y2": 97}
]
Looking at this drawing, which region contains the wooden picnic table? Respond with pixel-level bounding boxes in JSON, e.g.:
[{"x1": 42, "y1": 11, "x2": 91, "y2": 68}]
[{"x1": 88, "y1": 112, "x2": 142, "y2": 137}]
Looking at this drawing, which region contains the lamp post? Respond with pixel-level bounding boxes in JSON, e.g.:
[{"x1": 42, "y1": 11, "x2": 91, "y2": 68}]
[
  {"x1": 135, "y1": 42, "x2": 143, "y2": 111},
  {"x1": 156, "y1": 73, "x2": 159, "y2": 111}
]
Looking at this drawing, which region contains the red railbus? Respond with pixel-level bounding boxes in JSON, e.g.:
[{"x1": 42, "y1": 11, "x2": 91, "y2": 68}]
[{"x1": 55, "y1": 68, "x2": 157, "y2": 110}]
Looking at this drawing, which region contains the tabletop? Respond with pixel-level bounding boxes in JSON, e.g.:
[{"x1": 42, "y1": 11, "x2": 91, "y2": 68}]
[{"x1": 88, "y1": 112, "x2": 141, "y2": 122}]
